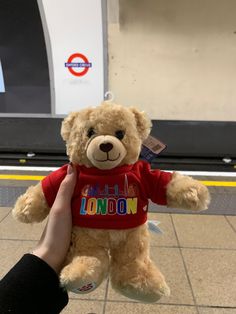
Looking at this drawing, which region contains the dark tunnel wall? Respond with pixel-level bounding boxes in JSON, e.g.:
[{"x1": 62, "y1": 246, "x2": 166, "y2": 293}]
[
  {"x1": 0, "y1": 117, "x2": 235, "y2": 158},
  {"x1": 0, "y1": 0, "x2": 51, "y2": 113}
]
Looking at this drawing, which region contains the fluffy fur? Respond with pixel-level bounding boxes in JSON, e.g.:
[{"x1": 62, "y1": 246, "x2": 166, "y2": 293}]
[{"x1": 12, "y1": 101, "x2": 210, "y2": 302}]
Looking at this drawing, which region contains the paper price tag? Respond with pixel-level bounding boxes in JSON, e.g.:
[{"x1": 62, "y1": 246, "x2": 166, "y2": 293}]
[{"x1": 141, "y1": 135, "x2": 167, "y2": 162}]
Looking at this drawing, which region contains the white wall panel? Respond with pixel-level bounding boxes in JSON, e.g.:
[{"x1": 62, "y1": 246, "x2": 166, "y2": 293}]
[{"x1": 39, "y1": 0, "x2": 105, "y2": 115}]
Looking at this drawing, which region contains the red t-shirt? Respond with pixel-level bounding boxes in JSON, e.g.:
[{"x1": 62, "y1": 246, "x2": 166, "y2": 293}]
[{"x1": 42, "y1": 160, "x2": 172, "y2": 229}]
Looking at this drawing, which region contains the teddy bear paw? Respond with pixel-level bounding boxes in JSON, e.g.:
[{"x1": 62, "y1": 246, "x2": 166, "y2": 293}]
[
  {"x1": 117, "y1": 282, "x2": 170, "y2": 303},
  {"x1": 60, "y1": 259, "x2": 103, "y2": 294},
  {"x1": 113, "y1": 278, "x2": 170, "y2": 303},
  {"x1": 12, "y1": 195, "x2": 35, "y2": 223},
  {"x1": 183, "y1": 187, "x2": 200, "y2": 207},
  {"x1": 61, "y1": 275, "x2": 97, "y2": 294},
  {"x1": 158, "y1": 281, "x2": 171, "y2": 297},
  {"x1": 182, "y1": 185, "x2": 210, "y2": 211},
  {"x1": 167, "y1": 173, "x2": 210, "y2": 211}
]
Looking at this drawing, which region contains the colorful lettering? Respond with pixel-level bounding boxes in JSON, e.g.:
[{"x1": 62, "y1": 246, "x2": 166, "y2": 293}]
[
  {"x1": 79, "y1": 197, "x2": 138, "y2": 216},
  {"x1": 117, "y1": 198, "x2": 126, "y2": 215},
  {"x1": 107, "y1": 198, "x2": 116, "y2": 215},
  {"x1": 87, "y1": 198, "x2": 97, "y2": 215},
  {"x1": 127, "y1": 198, "x2": 138, "y2": 214},
  {"x1": 80, "y1": 197, "x2": 87, "y2": 215},
  {"x1": 97, "y1": 198, "x2": 107, "y2": 215}
]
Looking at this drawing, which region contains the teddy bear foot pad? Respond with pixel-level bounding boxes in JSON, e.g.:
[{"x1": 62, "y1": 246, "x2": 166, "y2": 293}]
[{"x1": 113, "y1": 281, "x2": 170, "y2": 303}]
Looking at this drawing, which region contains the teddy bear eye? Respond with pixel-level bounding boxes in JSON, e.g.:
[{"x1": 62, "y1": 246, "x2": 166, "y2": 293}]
[
  {"x1": 115, "y1": 130, "x2": 125, "y2": 140},
  {"x1": 87, "y1": 127, "x2": 95, "y2": 138}
]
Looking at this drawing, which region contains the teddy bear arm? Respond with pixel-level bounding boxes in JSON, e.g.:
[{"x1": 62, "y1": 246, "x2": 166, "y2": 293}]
[
  {"x1": 12, "y1": 182, "x2": 50, "y2": 223},
  {"x1": 166, "y1": 172, "x2": 210, "y2": 211}
]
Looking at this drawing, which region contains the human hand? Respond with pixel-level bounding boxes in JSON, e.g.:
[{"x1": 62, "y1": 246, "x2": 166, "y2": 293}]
[{"x1": 33, "y1": 164, "x2": 76, "y2": 273}]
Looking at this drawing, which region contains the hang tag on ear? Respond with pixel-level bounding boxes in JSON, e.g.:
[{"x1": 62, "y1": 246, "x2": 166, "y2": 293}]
[{"x1": 141, "y1": 135, "x2": 167, "y2": 162}]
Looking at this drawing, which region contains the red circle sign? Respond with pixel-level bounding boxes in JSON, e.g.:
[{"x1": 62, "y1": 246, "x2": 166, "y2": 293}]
[{"x1": 66, "y1": 53, "x2": 91, "y2": 77}]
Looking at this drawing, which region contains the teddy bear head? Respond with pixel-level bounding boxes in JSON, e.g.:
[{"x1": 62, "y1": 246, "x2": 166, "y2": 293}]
[{"x1": 61, "y1": 102, "x2": 152, "y2": 169}]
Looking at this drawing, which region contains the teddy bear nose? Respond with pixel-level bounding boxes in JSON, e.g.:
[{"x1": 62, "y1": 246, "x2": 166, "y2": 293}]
[{"x1": 100, "y1": 142, "x2": 113, "y2": 152}]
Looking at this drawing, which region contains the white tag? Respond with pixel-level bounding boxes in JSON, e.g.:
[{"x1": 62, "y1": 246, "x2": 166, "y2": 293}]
[{"x1": 148, "y1": 220, "x2": 163, "y2": 235}]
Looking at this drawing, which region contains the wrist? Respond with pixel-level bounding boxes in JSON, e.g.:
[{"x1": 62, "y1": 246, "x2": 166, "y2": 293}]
[{"x1": 32, "y1": 248, "x2": 62, "y2": 274}]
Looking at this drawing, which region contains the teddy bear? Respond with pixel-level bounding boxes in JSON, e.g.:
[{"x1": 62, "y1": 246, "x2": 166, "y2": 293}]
[{"x1": 12, "y1": 102, "x2": 210, "y2": 303}]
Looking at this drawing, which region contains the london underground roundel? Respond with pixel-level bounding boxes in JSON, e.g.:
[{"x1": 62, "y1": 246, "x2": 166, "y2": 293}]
[{"x1": 65, "y1": 53, "x2": 92, "y2": 77}]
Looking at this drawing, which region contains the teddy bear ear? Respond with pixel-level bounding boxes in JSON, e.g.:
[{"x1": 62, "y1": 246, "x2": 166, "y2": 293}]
[
  {"x1": 129, "y1": 107, "x2": 152, "y2": 141},
  {"x1": 61, "y1": 112, "x2": 78, "y2": 141}
]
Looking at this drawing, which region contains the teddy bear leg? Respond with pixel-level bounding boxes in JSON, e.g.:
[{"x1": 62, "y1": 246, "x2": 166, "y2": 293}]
[
  {"x1": 12, "y1": 183, "x2": 50, "y2": 223},
  {"x1": 60, "y1": 247, "x2": 109, "y2": 294},
  {"x1": 60, "y1": 229, "x2": 109, "y2": 294},
  {"x1": 110, "y1": 225, "x2": 170, "y2": 303}
]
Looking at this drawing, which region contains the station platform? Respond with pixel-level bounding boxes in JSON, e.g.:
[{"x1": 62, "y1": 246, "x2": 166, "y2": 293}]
[{"x1": 0, "y1": 166, "x2": 235, "y2": 314}]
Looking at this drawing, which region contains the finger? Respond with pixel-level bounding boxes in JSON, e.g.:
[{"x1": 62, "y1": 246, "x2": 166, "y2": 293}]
[{"x1": 53, "y1": 164, "x2": 77, "y2": 206}]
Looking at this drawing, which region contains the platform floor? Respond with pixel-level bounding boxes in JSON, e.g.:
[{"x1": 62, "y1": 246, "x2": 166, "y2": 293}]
[{"x1": 0, "y1": 169, "x2": 236, "y2": 314}]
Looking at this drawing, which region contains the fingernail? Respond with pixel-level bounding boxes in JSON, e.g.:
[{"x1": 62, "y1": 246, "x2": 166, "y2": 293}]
[{"x1": 67, "y1": 164, "x2": 73, "y2": 174}]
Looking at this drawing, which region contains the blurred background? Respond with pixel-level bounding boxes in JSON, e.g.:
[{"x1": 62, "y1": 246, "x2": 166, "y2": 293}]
[{"x1": 0, "y1": 0, "x2": 235, "y2": 170}]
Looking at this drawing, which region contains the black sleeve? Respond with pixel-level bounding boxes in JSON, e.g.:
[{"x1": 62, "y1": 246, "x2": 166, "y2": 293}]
[{"x1": 0, "y1": 254, "x2": 68, "y2": 314}]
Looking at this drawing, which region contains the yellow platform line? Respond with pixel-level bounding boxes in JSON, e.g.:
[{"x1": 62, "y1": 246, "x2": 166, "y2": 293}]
[
  {"x1": 0, "y1": 175, "x2": 235, "y2": 187},
  {"x1": 0, "y1": 175, "x2": 45, "y2": 181},
  {"x1": 200, "y1": 180, "x2": 236, "y2": 187}
]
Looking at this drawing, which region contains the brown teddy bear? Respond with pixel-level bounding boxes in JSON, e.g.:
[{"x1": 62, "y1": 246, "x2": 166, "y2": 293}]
[{"x1": 12, "y1": 102, "x2": 210, "y2": 303}]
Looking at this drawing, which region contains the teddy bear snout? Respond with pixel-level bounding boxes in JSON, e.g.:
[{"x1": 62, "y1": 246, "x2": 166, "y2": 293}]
[
  {"x1": 100, "y1": 142, "x2": 113, "y2": 153},
  {"x1": 86, "y1": 135, "x2": 127, "y2": 169}
]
